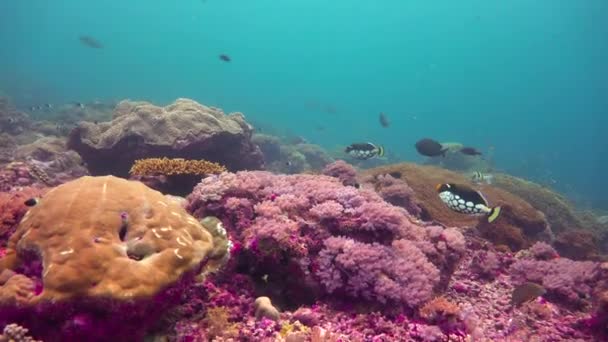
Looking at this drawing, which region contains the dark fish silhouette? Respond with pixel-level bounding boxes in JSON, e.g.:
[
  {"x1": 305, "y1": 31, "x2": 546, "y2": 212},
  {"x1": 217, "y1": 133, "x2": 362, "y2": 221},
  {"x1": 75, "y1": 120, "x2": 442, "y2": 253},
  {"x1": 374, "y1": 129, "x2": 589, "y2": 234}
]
[
  {"x1": 511, "y1": 282, "x2": 546, "y2": 307},
  {"x1": 24, "y1": 198, "x2": 39, "y2": 207},
  {"x1": 219, "y1": 54, "x2": 231, "y2": 62},
  {"x1": 460, "y1": 147, "x2": 482, "y2": 156},
  {"x1": 415, "y1": 138, "x2": 447, "y2": 157},
  {"x1": 379, "y1": 112, "x2": 389, "y2": 128},
  {"x1": 79, "y1": 35, "x2": 103, "y2": 49}
]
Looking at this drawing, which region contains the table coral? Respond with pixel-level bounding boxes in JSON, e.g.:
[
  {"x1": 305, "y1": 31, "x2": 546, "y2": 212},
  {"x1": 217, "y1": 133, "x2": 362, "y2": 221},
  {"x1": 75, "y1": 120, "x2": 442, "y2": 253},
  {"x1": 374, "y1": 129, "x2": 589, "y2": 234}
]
[{"x1": 0, "y1": 176, "x2": 220, "y2": 341}]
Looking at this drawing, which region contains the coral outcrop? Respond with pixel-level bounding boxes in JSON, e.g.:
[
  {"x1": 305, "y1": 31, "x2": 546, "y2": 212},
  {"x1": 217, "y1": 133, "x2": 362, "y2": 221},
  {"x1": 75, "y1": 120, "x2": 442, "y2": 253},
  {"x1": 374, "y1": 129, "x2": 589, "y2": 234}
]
[
  {"x1": 492, "y1": 173, "x2": 589, "y2": 234},
  {"x1": 0, "y1": 176, "x2": 220, "y2": 341},
  {"x1": 186, "y1": 171, "x2": 466, "y2": 309},
  {"x1": 67, "y1": 98, "x2": 264, "y2": 177},
  {"x1": 253, "y1": 133, "x2": 334, "y2": 174},
  {"x1": 362, "y1": 163, "x2": 552, "y2": 251}
]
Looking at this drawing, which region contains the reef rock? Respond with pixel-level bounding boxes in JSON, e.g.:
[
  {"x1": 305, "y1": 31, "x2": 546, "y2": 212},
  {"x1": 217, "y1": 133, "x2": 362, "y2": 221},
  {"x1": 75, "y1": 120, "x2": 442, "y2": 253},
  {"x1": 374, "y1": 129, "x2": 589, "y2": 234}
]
[
  {"x1": 67, "y1": 98, "x2": 264, "y2": 177},
  {"x1": 362, "y1": 163, "x2": 552, "y2": 251},
  {"x1": 0, "y1": 176, "x2": 218, "y2": 341},
  {"x1": 492, "y1": 174, "x2": 589, "y2": 234}
]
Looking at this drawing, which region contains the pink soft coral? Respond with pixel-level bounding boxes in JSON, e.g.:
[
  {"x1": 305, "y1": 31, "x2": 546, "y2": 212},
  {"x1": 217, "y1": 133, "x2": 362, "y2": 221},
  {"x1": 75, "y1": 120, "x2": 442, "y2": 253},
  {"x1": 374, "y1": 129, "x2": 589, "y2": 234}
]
[{"x1": 187, "y1": 171, "x2": 465, "y2": 307}]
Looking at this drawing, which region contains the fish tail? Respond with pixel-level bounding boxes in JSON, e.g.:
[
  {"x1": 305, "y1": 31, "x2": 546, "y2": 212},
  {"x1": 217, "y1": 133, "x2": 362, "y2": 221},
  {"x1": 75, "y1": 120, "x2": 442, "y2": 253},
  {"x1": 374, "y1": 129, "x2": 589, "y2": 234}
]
[
  {"x1": 487, "y1": 206, "x2": 501, "y2": 223},
  {"x1": 377, "y1": 145, "x2": 385, "y2": 157}
]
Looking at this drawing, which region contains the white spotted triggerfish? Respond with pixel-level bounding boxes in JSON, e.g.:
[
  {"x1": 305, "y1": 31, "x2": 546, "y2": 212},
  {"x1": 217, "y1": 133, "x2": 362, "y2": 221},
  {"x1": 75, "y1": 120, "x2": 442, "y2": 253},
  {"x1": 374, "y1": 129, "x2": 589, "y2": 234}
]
[
  {"x1": 436, "y1": 183, "x2": 501, "y2": 223},
  {"x1": 345, "y1": 142, "x2": 385, "y2": 160}
]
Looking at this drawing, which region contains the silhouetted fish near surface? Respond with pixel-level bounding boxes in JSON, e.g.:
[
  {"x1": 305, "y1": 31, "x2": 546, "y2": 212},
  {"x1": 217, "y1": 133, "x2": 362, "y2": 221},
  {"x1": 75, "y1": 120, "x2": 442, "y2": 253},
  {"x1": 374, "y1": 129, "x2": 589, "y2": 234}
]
[
  {"x1": 460, "y1": 147, "x2": 482, "y2": 156},
  {"x1": 511, "y1": 282, "x2": 546, "y2": 307},
  {"x1": 219, "y1": 54, "x2": 231, "y2": 62},
  {"x1": 79, "y1": 35, "x2": 103, "y2": 49},
  {"x1": 379, "y1": 112, "x2": 389, "y2": 128},
  {"x1": 415, "y1": 138, "x2": 447, "y2": 157}
]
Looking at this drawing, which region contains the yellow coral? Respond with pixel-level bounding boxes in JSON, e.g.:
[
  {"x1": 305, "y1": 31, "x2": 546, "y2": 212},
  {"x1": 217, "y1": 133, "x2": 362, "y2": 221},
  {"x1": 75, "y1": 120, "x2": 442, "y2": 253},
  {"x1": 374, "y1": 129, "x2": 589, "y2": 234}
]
[
  {"x1": 419, "y1": 296, "x2": 460, "y2": 322},
  {"x1": 280, "y1": 320, "x2": 309, "y2": 338},
  {"x1": 204, "y1": 307, "x2": 238, "y2": 338},
  {"x1": 129, "y1": 157, "x2": 226, "y2": 176}
]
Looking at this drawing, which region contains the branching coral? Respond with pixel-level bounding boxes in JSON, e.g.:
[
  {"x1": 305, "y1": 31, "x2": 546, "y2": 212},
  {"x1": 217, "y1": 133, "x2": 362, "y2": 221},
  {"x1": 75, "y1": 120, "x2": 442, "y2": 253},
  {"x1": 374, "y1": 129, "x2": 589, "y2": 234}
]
[
  {"x1": 129, "y1": 157, "x2": 226, "y2": 176},
  {"x1": 0, "y1": 323, "x2": 41, "y2": 342}
]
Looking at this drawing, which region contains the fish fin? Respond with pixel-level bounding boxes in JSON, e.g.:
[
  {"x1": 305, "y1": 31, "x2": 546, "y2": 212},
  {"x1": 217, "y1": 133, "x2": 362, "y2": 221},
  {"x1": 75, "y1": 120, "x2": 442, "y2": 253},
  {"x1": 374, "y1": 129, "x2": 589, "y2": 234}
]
[
  {"x1": 488, "y1": 206, "x2": 501, "y2": 223},
  {"x1": 377, "y1": 145, "x2": 385, "y2": 157}
]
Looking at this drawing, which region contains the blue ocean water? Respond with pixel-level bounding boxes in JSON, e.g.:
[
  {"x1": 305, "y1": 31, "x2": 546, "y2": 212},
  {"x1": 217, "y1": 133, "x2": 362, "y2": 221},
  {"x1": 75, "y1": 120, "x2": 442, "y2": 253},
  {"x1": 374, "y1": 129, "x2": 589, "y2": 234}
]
[{"x1": 0, "y1": 0, "x2": 606, "y2": 209}]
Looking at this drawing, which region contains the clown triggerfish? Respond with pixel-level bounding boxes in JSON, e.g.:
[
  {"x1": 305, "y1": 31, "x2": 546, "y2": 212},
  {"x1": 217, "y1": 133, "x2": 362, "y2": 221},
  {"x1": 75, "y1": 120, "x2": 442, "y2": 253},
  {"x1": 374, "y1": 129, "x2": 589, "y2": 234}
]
[
  {"x1": 345, "y1": 142, "x2": 385, "y2": 160},
  {"x1": 436, "y1": 183, "x2": 501, "y2": 223}
]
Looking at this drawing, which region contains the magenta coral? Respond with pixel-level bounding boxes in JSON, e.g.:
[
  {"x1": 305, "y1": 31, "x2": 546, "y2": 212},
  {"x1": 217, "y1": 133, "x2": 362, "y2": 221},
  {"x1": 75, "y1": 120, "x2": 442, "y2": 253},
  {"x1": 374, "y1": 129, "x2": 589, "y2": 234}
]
[
  {"x1": 186, "y1": 171, "x2": 465, "y2": 307},
  {"x1": 374, "y1": 174, "x2": 422, "y2": 217},
  {"x1": 529, "y1": 241, "x2": 559, "y2": 260},
  {"x1": 322, "y1": 160, "x2": 358, "y2": 187},
  {"x1": 509, "y1": 257, "x2": 600, "y2": 307}
]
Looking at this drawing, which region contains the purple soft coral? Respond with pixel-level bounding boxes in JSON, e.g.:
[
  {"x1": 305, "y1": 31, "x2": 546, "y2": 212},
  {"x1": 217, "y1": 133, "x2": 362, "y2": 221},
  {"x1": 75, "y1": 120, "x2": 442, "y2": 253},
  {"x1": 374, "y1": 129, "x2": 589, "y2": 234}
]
[
  {"x1": 186, "y1": 171, "x2": 465, "y2": 307},
  {"x1": 510, "y1": 257, "x2": 600, "y2": 307}
]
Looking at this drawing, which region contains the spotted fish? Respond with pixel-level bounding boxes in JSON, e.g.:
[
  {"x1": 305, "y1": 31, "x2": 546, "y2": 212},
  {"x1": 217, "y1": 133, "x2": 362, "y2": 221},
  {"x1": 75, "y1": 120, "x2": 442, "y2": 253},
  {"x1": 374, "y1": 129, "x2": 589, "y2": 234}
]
[
  {"x1": 345, "y1": 142, "x2": 385, "y2": 160},
  {"x1": 436, "y1": 183, "x2": 501, "y2": 223}
]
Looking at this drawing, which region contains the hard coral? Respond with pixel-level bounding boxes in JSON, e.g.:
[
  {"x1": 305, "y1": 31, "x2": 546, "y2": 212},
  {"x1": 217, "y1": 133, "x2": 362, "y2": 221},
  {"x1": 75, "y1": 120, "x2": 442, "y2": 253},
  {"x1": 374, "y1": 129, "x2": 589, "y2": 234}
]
[
  {"x1": 187, "y1": 171, "x2": 465, "y2": 308},
  {"x1": 129, "y1": 157, "x2": 228, "y2": 196},
  {"x1": 0, "y1": 176, "x2": 217, "y2": 341},
  {"x1": 68, "y1": 98, "x2": 264, "y2": 177},
  {"x1": 129, "y1": 157, "x2": 226, "y2": 176}
]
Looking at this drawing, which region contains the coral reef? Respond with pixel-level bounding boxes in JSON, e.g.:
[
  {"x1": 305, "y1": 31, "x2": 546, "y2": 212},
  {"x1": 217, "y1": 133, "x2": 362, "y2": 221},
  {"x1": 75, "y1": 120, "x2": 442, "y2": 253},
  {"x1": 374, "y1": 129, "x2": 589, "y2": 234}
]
[
  {"x1": 554, "y1": 229, "x2": 601, "y2": 261},
  {"x1": 492, "y1": 173, "x2": 594, "y2": 234},
  {"x1": 129, "y1": 157, "x2": 227, "y2": 196},
  {"x1": 321, "y1": 160, "x2": 358, "y2": 187},
  {"x1": 129, "y1": 157, "x2": 226, "y2": 177},
  {"x1": 67, "y1": 98, "x2": 264, "y2": 177},
  {"x1": 186, "y1": 171, "x2": 466, "y2": 309},
  {"x1": 0, "y1": 176, "x2": 224, "y2": 341},
  {"x1": 362, "y1": 163, "x2": 553, "y2": 251},
  {"x1": 510, "y1": 255, "x2": 600, "y2": 309},
  {"x1": 362, "y1": 172, "x2": 422, "y2": 217},
  {"x1": 253, "y1": 134, "x2": 334, "y2": 174},
  {"x1": 0, "y1": 323, "x2": 41, "y2": 342},
  {"x1": 0, "y1": 187, "x2": 48, "y2": 246}
]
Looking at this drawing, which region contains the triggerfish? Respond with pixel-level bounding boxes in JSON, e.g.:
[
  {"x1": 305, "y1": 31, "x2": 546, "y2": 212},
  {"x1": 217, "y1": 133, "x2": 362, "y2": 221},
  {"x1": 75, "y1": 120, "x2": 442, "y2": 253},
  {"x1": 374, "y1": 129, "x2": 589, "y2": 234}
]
[
  {"x1": 345, "y1": 142, "x2": 385, "y2": 160},
  {"x1": 436, "y1": 183, "x2": 501, "y2": 223}
]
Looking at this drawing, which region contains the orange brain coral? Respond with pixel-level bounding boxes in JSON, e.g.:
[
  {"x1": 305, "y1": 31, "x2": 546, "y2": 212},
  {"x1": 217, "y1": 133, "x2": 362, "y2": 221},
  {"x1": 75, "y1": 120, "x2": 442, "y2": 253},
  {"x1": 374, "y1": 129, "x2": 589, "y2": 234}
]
[{"x1": 3, "y1": 176, "x2": 214, "y2": 303}]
